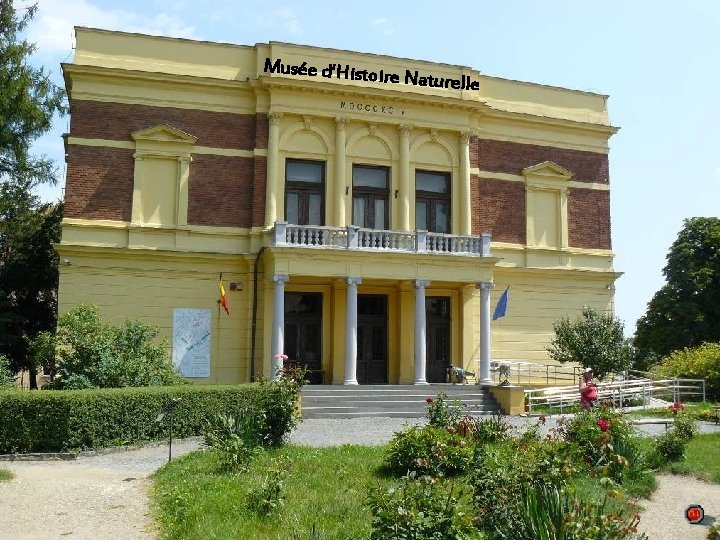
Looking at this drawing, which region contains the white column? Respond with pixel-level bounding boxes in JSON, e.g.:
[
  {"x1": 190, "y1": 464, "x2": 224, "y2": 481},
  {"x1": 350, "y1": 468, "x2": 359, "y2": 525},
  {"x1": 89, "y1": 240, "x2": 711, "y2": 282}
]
[
  {"x1": 399, "y1": 124, "x2": 412, "y2": 231},
  {"x1": 477, "y1": 281, "x2": 494, "y2": 385},
  {"x1": 335, "y1": 117, "x2": 348, "y2": 226},
  {"x1": 271, "y1": 274, "x2": 289, "y2": 380},
  {"x1": 414, "y1": 280, "x2": 430, "y2": 385},
  {"x1": 459, "y1": 131, "x2": 472, "y2": 235},
  {"x1": 344, "y1": 277, "x2": 362, "y2": 385},
  {"x1": 265, "y1": 111, "x2": 283, "y2": 228}
]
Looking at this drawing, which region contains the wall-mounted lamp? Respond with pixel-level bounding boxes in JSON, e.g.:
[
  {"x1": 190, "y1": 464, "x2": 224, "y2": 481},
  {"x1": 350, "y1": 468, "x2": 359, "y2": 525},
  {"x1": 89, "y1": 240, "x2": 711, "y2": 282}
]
[{"x1": 394, "y1": 190, "x2": 399, "y2": 199}]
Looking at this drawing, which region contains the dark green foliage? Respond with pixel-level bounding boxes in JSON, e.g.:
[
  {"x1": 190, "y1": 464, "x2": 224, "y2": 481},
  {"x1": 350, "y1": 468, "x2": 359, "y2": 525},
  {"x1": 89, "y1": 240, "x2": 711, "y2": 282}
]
[
  {"x1": 426, "y1": 391, "x2": 463, "y2": 428},
  {"x1": 367, "y1": 473, "x2": 480, "y2": 540},
  {"x1": 470, "y1": 414, "x2": 511, "y2": 444},
  {"x1": 384, "y1": 425, "x2": 473, "y2": 477},
  {"x1": 0, "y1": 383, "x2": 297, "y2": 453},
  {"x1": 0, "y1": 354, "x2": 14, "y2": 389},
  {"x1": 0, "y1": 1, "x2": 66, "y2": 386},
  {"x1": 548, "y1": 307, "x2": 632, "y2": 379},
  {"x1": 47, "y1": 304, "x2": 184, "y2": 389},
  {"x1": 203, "y1": 410, "x2": 266, "y2": 472},
  {"x1": 649, "y1": 413, "x2": 697, "y2": 466},
  {"x1": 635, "y1": 217, "x2": 720, "y2": 359}
]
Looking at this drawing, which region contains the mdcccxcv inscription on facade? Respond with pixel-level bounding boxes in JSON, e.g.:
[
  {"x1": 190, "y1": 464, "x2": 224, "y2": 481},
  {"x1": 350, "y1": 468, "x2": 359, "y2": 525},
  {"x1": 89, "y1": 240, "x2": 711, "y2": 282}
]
[{"x1": 340, "y1": 101, "x2": 404, "y2": 116}]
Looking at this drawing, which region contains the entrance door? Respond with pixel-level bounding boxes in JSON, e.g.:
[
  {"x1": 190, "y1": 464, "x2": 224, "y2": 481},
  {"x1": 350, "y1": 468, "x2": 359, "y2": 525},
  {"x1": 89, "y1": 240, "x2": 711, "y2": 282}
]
[
  {"x1": 426, "y1": 297, "x2": 451, "y2": 383},
  {"x1": 285, "y1": 293, "x2": 323, "y2": 384},
  {"x1": 357, "y1": 295, "x2": 388, "y2": 384}
]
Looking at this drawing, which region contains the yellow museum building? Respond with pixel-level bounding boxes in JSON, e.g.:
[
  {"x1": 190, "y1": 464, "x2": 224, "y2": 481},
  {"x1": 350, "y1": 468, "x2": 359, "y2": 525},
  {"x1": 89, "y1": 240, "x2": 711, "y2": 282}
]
[{"x1": 57, "y1": 27, "x2": 619, "y2": 385}]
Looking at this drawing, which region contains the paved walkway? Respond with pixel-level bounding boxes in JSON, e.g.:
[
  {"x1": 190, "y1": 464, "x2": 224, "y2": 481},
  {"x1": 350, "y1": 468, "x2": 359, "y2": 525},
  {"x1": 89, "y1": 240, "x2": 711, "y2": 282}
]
[{"x1": 0, "y1": 417, "x2": 717, "y2": 539}]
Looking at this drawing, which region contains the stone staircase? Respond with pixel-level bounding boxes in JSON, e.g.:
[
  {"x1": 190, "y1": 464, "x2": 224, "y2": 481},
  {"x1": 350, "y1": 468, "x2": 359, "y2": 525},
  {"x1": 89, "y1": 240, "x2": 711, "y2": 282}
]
[{"x1": 300, "y1": 384, "x2": 501, "y2": 419}]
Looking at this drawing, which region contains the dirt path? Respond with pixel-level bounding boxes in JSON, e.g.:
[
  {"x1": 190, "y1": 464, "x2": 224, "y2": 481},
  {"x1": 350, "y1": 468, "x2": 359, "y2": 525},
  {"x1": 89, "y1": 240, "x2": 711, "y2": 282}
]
[{"x1": 638, "y1": 474, "x2": 720, "y2": 540}]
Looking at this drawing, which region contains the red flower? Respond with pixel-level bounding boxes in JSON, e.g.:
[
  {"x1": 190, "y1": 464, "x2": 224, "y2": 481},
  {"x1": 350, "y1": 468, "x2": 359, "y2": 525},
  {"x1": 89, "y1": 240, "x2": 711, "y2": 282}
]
[
  {"x1": 539, "y1": 415, "x2": 547, "y2": 424},
  {"x1": 426, "y1": 397, "x2": 434, "y2": 404},
  {"x1": 597, "y1": 419, "x2": 609, "y2": 432}
]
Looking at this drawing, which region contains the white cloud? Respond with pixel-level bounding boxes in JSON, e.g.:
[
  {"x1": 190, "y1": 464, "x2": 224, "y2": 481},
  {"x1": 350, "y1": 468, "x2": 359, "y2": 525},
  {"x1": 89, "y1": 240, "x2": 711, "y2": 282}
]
[
  {"x1": 27, "y1": 0, "x2": 197, "y2": 60},
  {"x1": 372, "y1": 18, "x2": 387, "y2": 26},
  {"x1": 269, "y1": 7, "x2": 302, "y2": 37}
]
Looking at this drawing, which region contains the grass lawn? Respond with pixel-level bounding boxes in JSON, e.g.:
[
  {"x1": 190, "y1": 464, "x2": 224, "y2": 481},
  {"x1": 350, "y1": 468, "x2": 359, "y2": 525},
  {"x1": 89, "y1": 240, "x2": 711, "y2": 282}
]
[
  {"x1": 152, "y1": 445, "x2": 391, "y2": 540},
  {"x1": 625, "y1": 401, "x2": 717, "y2": 419},
  {"x1": 662, "y1": 433, "x2": 720, "y2": 483},
  {"x1": 0, "y1": 468, "x2": 12, "y2": 482}
]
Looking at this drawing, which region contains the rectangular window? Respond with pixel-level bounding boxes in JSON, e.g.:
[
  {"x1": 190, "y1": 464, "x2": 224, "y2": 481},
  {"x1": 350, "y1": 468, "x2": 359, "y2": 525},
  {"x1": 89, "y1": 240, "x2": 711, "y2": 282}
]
[
  {"x1": 285, "y1": 159, "x2": 325, "y2": 225},
  {"x1": 415, "y1": 170, "x2": 450, "y2": 233},
  {"x1": 352, "y1": 165, "x2": 389, "y2": 230}
]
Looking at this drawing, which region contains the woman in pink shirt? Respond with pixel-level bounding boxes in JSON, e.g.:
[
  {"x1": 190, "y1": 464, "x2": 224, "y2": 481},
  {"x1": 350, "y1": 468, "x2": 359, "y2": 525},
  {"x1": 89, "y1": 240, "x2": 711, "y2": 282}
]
[{"x1": 579, "y1": 368, "x2": 598, "y2": 408}]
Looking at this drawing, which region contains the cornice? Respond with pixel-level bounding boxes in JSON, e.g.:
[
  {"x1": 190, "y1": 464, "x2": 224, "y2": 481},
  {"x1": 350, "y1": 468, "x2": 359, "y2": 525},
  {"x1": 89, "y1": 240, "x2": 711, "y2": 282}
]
[{"x1": 479, "y1": 107, "x2": 620, "y2": 137}]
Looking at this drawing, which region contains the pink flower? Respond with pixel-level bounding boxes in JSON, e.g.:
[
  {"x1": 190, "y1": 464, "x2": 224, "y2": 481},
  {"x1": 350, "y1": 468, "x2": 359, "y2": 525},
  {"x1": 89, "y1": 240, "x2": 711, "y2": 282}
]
[
  {"x1": 671, "y1": 402, "x2": 685, "y2": 415},
  {"x1": 597, "y1": 419, "x2": 609, "y2": 432},
  {"x1": 426, "y1": 397, "x2": 434, "y2": 404}
]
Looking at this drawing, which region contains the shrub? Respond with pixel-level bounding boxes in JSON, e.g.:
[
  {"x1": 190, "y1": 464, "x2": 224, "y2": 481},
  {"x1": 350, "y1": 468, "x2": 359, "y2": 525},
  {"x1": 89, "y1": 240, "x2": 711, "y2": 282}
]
[
  {"x1": 471, "y1": 439, "x2": 579, "y2": 535},
  {"x1": 673, "y1": 412, "x2": 697, "y2": 441},
  {"x1": 653, "y1": 431, "x2": 687, "y2": 464},
  {"x1": 469, "y1": 414, "x2": 511, "y2": 444},
  {"x1": 204, "y1": 410, "x2": 266, "y2": 472},
  {"x1": 246, "y1": 456, "x2": 292, "y2": 515},
  {"x1": 47, "y1": 305, "x2": 184, "y2": 389},
  {"x1": 0, "y1": 383, "x2": 298, "y2": 453},
  {"x1": 496, "y1": 483, "x2": 648, "y2": 540},
  {"x1": 650, "y1": 342, "x2": 720, "y2": 399},
  {"x1": 0, "y1": 355, "x2": 15, "y2": 389},
  {"x1": 367, "y1": 473, "x2": 480, "y2": 540},
  {"x1": 426, "y1": 391, "x2": 463, "y2": 428},
  {"x1": 384, "y1": 425, "x2": 473, "y2": 477},
  {"x1": 561, "y1": 408, "x2": 635, "y2": 466}
]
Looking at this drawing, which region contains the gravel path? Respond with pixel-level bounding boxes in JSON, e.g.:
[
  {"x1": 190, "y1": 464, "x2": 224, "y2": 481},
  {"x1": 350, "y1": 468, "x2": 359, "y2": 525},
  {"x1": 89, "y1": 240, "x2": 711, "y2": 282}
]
[{"x1": 0, "y1": 418, "x2": 717, "y2": 539}]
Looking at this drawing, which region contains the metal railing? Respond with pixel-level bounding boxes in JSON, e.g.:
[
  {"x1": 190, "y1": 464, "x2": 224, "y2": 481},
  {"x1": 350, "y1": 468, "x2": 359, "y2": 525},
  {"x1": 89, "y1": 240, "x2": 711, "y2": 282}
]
[
  {"x1": 273, "y1": 221, "x2": 492, "y2": 256},
  {"x1": 525, "y1": 378, "x2": 706, "y2": 416},
  {"x1": 490, "y1": 360, "x2": 582, "y2": 387}
]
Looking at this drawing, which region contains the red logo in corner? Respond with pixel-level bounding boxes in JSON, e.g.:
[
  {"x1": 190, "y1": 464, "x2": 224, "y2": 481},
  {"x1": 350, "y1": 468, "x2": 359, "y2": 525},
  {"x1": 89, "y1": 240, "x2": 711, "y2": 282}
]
[{"x1": 685, "y1": 504, "x2": 704, "y2": 525}]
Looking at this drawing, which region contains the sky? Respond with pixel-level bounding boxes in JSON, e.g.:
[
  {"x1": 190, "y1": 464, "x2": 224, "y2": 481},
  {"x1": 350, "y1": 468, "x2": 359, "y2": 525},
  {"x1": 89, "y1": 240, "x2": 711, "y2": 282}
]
[{"x1": 19, "y1": 0, "x2": 720, "y2": 337}]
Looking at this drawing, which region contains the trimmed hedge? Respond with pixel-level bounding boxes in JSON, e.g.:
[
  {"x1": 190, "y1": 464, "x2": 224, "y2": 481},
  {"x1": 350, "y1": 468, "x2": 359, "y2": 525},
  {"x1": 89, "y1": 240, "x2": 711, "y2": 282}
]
[{"x1": 0, "y1": 384, "x2": 295, "y2": 453}]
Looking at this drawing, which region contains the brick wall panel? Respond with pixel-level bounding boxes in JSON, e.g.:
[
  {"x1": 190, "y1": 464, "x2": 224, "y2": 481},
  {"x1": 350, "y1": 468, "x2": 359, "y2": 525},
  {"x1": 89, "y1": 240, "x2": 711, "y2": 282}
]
[
  {"x1": 187, "y1": 155, "x2": 254, "y2": 228},
  {"x1": 471, "y1": 176, "x2": 526, "y2": 244},
  {"x1": 70, "y1": 100, "x2": 262, "y2": 150},
  {"x1": 477, "y1": 139, "x2": 609, "y2": 184},
  {"x1": 568, "y1": 188, "x2": 611, "y2": 249},
  {"x1": 64, "y1": 146, "x2": 134, "y2": 221}
]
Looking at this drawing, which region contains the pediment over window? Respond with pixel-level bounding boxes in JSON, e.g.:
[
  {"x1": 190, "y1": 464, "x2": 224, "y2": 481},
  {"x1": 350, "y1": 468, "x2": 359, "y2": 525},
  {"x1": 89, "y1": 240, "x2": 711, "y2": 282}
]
[
  {"x1": 522, "y1": 161, "x2": 573, "y2": 181},
  {"x1": 131, "y1": 124, "x2": 198, "y2": 144}
]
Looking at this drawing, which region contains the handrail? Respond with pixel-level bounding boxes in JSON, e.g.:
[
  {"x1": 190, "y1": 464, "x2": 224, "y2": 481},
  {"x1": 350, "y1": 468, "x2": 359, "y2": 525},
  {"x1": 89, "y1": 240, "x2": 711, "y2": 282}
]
[
  {"x1": 524, "y1": 378, "x2": 706, "y2": 416},
  {"x1": 490, "y1": 360, "x2": 581, "y2": 386}
]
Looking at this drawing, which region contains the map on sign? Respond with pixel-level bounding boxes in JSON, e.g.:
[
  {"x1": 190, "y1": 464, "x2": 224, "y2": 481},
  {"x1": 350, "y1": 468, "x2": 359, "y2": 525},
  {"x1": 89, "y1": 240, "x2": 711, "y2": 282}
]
[{"x1": 172, "y1": 308, "x2": 211, "y2": 378}]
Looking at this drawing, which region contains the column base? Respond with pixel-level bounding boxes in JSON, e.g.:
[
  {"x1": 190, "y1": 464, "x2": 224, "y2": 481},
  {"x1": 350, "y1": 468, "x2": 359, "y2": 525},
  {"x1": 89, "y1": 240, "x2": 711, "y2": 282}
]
[
  {"x1": 343, "y1": 379, "x2": 359, "y2": 385},
  {"x1": 476, "y1": 378, "x2": 494, "y2": 387},
  {"x1": 413, "y1": 380, "x2": 429, "y2": 385}
]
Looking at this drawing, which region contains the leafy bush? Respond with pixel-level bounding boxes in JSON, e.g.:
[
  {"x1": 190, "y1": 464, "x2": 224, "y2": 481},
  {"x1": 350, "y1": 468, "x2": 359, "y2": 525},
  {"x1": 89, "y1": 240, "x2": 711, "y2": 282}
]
[
  {"x1": 560, "y1": 408, "x2": 635, "y2": 467},
  {"x1": 384, "y1": 425, "x2": 473, "y2": 477},
  {"x1": 547, "y1": 306, "x2": 632, "y2": 379},
  {"x1": 469, "y1": 414, "x2": 511, "y2": 444},
  {"x1": 673, "y1": 412, "x2": 697, "y2": 441},
  {"x1": 47, "y1": 304, "x2": 184, "y2": 389},
  {"x1": 0, "y1": 355, "x2": 15, "y2": 389},
  {"x1": 496, "y1": 483, "x2": 648, "y2": 540},
  {"x1": 650, "y1": 342, "x2": 720, "y2": 399},
  {"x1": 204, "y1": 410, "x2": 266, "y2": 472},
  {"x1": 0, "y1": 383, "x2": 298, "y2": 453},
  {"x1": 653, "y1": 431, "x2": 686, "y2": 464},
  {"x1": 246, "y1": 456, "x2": 292, "y2": 515},
  {"x1": 367, "y1": 473, "x2": 480, "y2": 540},
  {"x1": 471, "y1": 439, "x2": 579, "y2": 536},
  {"x1": 426, "y1": 391, "x2": 463, "y2": 428}
]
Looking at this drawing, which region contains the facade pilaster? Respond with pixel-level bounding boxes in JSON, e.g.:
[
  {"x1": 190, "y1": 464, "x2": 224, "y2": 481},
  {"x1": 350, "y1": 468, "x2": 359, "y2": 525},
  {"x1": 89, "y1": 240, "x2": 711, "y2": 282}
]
[
  {"x1": 459, "y1": 131, "x2": 472, "y2": 235},
  {"x1": 334, "y1": 117, "x2": 348, "y2": 226},
  {"x1": 398, "y1": 124, "x2": 412, "y2": 231},
  {"x1": 265, "y1": 111, "x2": 283, "y2": 228}
]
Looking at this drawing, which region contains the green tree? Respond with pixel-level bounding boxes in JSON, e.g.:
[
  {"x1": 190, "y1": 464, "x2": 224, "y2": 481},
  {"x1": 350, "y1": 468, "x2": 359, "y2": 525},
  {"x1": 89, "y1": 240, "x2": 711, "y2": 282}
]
[
  {"x1": 48, "y1": 304, "x2": 184, "y2": 389},
  {"x1": 547, "y1": 306, "x2": 632, "y2": 380},
  {"x1": 0, "y1": 1, "x2": 66, "y2": 388},
  {"x1": 635, "y1": 217, "x2": 720, "y2": 360}
]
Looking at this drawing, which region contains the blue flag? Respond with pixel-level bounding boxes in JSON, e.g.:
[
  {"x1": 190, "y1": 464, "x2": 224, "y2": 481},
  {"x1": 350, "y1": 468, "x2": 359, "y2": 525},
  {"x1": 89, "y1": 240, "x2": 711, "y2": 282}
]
[{"x1": 492, "y1": 286, "x2": 510, "y2": 320}]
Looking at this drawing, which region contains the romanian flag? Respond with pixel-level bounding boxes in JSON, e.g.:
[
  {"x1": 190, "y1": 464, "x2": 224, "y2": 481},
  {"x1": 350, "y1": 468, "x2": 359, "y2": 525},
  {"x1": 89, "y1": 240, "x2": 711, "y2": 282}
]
[{"x1": 219, "y1": 277, "x2": 230, "y2": 315}]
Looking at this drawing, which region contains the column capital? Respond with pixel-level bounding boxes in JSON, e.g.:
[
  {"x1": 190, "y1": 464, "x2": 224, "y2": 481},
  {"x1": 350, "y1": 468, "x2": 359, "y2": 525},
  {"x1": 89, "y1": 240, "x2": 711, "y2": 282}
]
[
  {"x1": 268, "y1": 111, "x2": 283, "y2": 125},
  {"x1": 413, "y1": 279, "x2": 430, "y2": 289},
  {"x1": 273, "y1": 273, "x2": 289, "y2": 284},
  {"x1": 399, "y1": 123, "x2": 413, "y2": 134},
  {"x1": 476, "y1": 280, "x2": 494, "y2": 292},
  {"x1": 335, "y1": 116, "x2": 349, "y2": 129},
  {"x1": 346, "y1": 276, "x2": 362, "y2": 287},
  {"x1": 460, "y1": 130, "x2": 475, "y2": 142}
]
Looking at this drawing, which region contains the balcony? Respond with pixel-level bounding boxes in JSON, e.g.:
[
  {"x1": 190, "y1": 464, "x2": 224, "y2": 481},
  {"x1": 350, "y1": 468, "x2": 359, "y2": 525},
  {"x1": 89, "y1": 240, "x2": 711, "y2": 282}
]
[{"x1": 272, "y1": 221, "x2": 491, "y2": 257}]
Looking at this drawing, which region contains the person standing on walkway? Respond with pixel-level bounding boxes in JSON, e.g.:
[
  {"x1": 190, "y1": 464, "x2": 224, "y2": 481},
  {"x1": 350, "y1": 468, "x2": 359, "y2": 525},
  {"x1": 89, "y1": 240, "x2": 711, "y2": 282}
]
[{"x1": 579, "y1": 367, "x2": 598, "y2": 408}]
